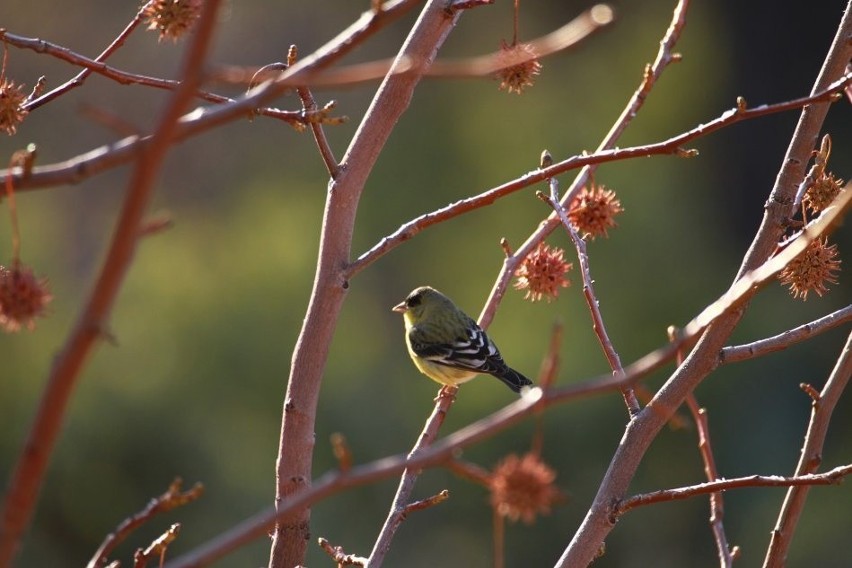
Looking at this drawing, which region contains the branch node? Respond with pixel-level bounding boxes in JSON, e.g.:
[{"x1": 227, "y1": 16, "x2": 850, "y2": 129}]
[
  {"x1": 286, "y1": 44, "x2": 298, "y2": 67},
  {"x1": 403, "y1": 489, "x2": 450, "y2": 515},
  {"x1": 133, "y1": 522, "x2": 181, "y2": 568},
  {"x1": 731, "y1": 545, "x2": 742, "y2": 560},
  {"x1": 317, "y1": 537, "x2": 368, "y2": 566},
  {"x1": 799, "y1": 382, "x2": 821, "y2": 402},
  {"x1": 500, "y1": 237, "x2": 514, "y2": 257},
  {"x1": 26, "y1": 76, "x2": 47, "y2": 103}
]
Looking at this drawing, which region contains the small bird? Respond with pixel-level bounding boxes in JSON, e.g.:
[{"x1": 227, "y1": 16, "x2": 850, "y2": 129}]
[{"x1": 392, "y1": 286, "x2": 533, "y2": 394}]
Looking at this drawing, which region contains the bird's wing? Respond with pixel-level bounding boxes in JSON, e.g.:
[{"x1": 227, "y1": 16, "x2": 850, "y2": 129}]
[{"x1": 409, "y1": 324, "x2": 504, "y2": 374}]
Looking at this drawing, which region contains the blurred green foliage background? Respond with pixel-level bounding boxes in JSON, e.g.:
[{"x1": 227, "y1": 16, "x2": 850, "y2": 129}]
[{"x1": 1, "y1": 0, "x2": 850, "y2": 566}]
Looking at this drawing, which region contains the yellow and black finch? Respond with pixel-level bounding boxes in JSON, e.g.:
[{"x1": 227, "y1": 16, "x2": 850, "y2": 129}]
[{"x1": 393, "y1": 286, "x2": 532, "y2": 394}]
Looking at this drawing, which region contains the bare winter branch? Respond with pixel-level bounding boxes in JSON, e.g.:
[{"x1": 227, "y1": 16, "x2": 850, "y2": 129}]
[
  {"x1": 720, "y1": 305, "x2": 852, "y2": 364},
  {"x1": 347, "y1": 73, "x2": 850, "y2": 284},
  {"x1": 366, "y1": 388, "x2": 457, "y2": 567},
  {"x1": 87, "y1": 479, "x2": 203, "y2": 568},
  {"x1": 556, "y1": 2, "x2": 852, "y2": 563},
  {"x1": 0, "y1": 2, "x2": 223, "y2": 563},
  {"x1": 479, "y1": 0, "x2": 691, "y2": 328},
  {"x1": 538, "y1": 181, "x2": 638, "y2": 416},
  {"x1": 763, "y1": 332, "x2": 852, "y2": 567},
  {"x1": 614, "y1": 464, "x2": 852, "y2": 517}
]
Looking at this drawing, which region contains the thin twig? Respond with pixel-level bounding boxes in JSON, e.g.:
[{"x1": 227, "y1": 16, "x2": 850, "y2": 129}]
[
  {"x1": 346, "y1": 75, "x2": 851, "y2": 284},
  {"x1": 763, "y1": 331, "x2": 852, "y2": 567},
  {"x1": 673, "y1": 323, "x2": 737, "y2": 568},
  {"x1": 254, "y1": 48, "x2": 342, "y2": 176},
  {"x1": 478, "y1": 0, "x2": 691, "y2": 328},
  {"x1": 161, "y1": 255, "x2": 848, "y2": 568},
  {"x1": 404, "y1": 489, "x2": 450, "y2": 514},
  {"x1": 23, "y1": 2, "x2": 150, "y2": 111},
  {"x1": 614, "y1": 463, "x2": 852, "y2": 517},
  {"x1": 685, "y1": 400, "x2": 737, "y2": 567},
  {"x1": 720, "y1": 305, "x2": 852, "y2": 364},
  {"x1": 211, "y1": 5, "x2": 613, "y2": 87},
  {"x1": 0, "y1": 3, "x2": 223, "y2": 564},
  {"x1": 268, "y1": 1, "x2": 466, "y2": 564},
  {"x1": 296, "y1": 84, "x2": 340, "y2": 177},
  {"x1": 87, "y1": 479, "x2": 203, "y2": 568},
  {"x1": 493, "y1": 506, "x2": 505, "y2": 568},
  {"x1": 133, "y1": 523, "x2": 181, "y2": 568},
  {"x1": 538, "y1": 179, "x2": 639, "y2": 416},
  {"x1": 317, "y1": 537, "x2": 368, "y2": 567},
  {"x1": 532, "y1": 320, "x2": 563, "y2": 455},
  {"x1": 0, "y1": 29, "x2": 327, "y2": 128},
  {"x1": 557, "y1": 2, "x2": 852, "y2": 563},
  {"x1": 671, "y1": 326, "x2": 735, "y2": 566},
  {"x1": 366, "y1": 388, "x2": 457, "y2": 567},
  {"x1": 4, "y1": 152, "x2": 24, "y2": 262}
]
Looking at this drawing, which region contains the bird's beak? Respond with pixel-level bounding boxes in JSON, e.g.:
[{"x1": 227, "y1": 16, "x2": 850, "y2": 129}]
[{"x1": 391, "y1": 301, "x2": 407, "y2": 313}]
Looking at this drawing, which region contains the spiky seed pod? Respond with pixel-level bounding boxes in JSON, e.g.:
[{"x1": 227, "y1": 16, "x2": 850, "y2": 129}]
[
  {"x1": 778, "y1": 238, "x2": 841, "y2": 300},
  {"x1": 495, "y1": 41, "x2": 542, "y2": 95},
  {"x1": 568, "y1": 184, "x2": 624, "y2": 240},
  {"x1": 0, "y1": 262, "x2": 52, "y2": 332},
  {"x1": 142, "y1": 0, "x2": 203, "y2": 42},
  {"x1": 0, "y1": 79, "x2": 28, "y2": 135},
  {"x1": 514, "y1": 242, "x2": 572, "y2": 303},
  {"x1": 490, "y1": 452, "x2": 563, "y2": 524}
]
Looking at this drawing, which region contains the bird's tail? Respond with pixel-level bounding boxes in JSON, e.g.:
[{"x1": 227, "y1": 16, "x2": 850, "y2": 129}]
[{"x1": 493, "y1": 367, "x2": 533, "y2": 394}]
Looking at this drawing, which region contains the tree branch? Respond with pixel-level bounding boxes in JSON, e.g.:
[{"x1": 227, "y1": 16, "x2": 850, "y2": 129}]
[
  {"x1": 763, "y1": 331, "x2": 852, "y2": 567},
  {"x1": 478, "y1": 0, "x2": 691, "y2": 328},
  {"x1": 0, "y1": 0, "x2": 425, "y2": 193},
  {"x1": 555, "y1": 2, "x2": 852, "y2": 564},
  {"x1": 268, "y1": 2, "x2": 464, "y2": 566},
  {"x1": 0, "y1": 2, "x2": 223, "y2": 564},
  {"x1": 0, "y1": 29, "x2": 329, "y2": 127},
  {"x1": 165, "y1": 252, "x2": 847, "y2": 568},
  {"x1": 22, "y1": 2, "x2": 150, "y2": 111},
  {"x1": 346, "y1": 63, "x2": 850, "y2": 283},
  {"x1": 538, "y1": 182, "x2": 639, "y2": 416},
  {"x1": 615, "y1": 464, "x2": 852, "y2": 517},
  {"x1": 720, "y1": 305, "x2": 852, "y2": 364},
  {"x1": 366, "y1": 390, "x2": 456, "y2": 567},
  {"x1": 88, "y1": 479, "x2": 203, "y2": 568}
]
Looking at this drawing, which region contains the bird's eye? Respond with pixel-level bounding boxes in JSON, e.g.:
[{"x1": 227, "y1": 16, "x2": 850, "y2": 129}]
[{"x1": 407, "y1": 293, "x2": 422, "y2": 307}]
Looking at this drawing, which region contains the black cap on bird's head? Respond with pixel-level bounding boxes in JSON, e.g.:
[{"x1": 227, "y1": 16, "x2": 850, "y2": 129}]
[{"x1": 392, "y1": 286, "x2": 452, "y2": 318}]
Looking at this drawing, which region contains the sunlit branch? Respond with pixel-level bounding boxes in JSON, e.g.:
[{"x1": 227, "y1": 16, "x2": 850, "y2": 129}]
[
  {"x1": 720, "y1": 305, "x2": 852, "y2": 364},
  {"x1": 347, "y1": 73, "x2": 850, "y2": 282},
  {"x1": 614, "y1": 464, "x2": 852, "y2": 517},
  {"x1": 22, "y1": 3, "x2": 150, "y2": 111},
  {"x1": 763, "y1": 332, "x2": 852, "y2": 567},
  {"x1": 87, "y1": 479, "x2": 203, "y2": 568},
  {"x1": 0, "y1": 2, "x2": 223, "y2": 564},
  {"x1": 478, "y1": 0, "x2": 691, "y2": 329},
  {"x1": 538, "y1": 181, "x2": 639, "y2": 416}
]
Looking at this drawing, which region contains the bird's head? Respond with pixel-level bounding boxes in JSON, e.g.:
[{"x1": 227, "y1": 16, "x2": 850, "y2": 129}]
[{"x1": 392, "y1": 286, "x2": 452, "y2": 323}]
